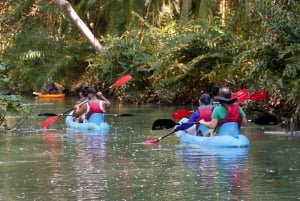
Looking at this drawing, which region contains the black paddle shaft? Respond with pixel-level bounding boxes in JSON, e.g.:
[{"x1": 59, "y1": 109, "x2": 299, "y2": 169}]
[
  {"x1": 38, "y1": 112, "x2": 134, "y2": 117},
  {"x1": 158, "y1": 131, "x2": 176, "y2": 141}
]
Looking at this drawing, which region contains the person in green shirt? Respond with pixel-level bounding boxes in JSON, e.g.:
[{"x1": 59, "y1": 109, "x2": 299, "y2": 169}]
[{"x1": 199, "y1": 87, "x2": 248, "y2": 136}]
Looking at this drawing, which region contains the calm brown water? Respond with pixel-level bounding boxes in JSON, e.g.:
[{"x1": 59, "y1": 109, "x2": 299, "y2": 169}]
[{"x1": 0, "y1": 97, "x2": 299, "y2": 200}]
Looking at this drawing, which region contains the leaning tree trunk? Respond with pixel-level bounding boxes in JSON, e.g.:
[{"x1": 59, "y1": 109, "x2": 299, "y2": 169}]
[{"x1": 51, "y1": 0, "x2": 105, "y2": 53}]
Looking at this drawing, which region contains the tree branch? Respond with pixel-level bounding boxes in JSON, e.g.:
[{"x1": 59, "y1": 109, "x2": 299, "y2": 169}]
[{"x1": 51, "y1": 0, "x2": 105, "y2": 53}]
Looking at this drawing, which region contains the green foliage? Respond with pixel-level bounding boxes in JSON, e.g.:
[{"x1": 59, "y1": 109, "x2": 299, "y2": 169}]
[
  {"x1": 238, "y1": 0, "x2": 300, "y2": 115},
  {"x1": 0, "y1": 0, "x2": 96, "y2": 93},
  {"x1": 3, "y1": 28, "x2": 89, "y2": 92},
  {"x1": 85, "y1": 19, "x2": 237, "y2": 103},
  {"x1": 0, "y1": 95, "x2": 23, "y2": 128},
  {"x1": 0, "y1": 0, "x2": 299, "y2": 119},
  {"x1": 0, "y1": 62, "x2": 9, "y2": 89}
]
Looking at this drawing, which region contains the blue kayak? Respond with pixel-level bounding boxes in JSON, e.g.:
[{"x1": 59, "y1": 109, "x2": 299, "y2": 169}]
[
  {"x1": 65, "y1": 112, "x2": 110, "y2": 134},
  {"x1": 175, "y1": 122, "x2": 250, "y2": 148}
]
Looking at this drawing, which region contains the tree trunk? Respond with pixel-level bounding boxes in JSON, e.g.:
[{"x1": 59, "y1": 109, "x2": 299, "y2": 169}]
[{"x1": 51, "y1": 0, "x2": 105, "y2": 53}]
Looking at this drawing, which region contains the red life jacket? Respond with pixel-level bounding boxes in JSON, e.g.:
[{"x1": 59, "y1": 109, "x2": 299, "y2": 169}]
[
  {"x1": 86, "y1": 100, "x2": 104, "y2": 119},
  {"x1": 197, "y1": 105, "x2": 213, "y2": 121},
  {"x1": 218, "y1": 103, "x2": 242, "y2": 127}
]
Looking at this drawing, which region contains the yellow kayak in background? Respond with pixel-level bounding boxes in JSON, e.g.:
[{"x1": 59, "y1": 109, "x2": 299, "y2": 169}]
[{"x1": 33, "y1": 92, "x2": 65, "y2": 99}]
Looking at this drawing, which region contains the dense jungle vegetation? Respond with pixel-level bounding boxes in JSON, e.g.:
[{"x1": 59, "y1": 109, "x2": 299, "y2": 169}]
[{"x1": 0, "y1": 0, "x2": 299, "y2": 128}]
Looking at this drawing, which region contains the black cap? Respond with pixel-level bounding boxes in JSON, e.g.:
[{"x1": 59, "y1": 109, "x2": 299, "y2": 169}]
[
  {"x1": 87, "y1": 87, "x2": 96, "y2": 94},
  {"x1": 199, "y1": 93, "x2": 211, "y2": 105}
]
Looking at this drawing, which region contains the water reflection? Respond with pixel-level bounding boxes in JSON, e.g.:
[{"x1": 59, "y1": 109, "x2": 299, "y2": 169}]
[
  {"x1": 176, "y1": 145, "x2": 250, "y2": 199},
  {"x1": 42, "y1": 130, "x2": 60, "y2": 151},
  {"x1": 67, "y1": 130, "x2": 108, "y2": 199},
  {"x1": 42, "y1": 129, "x2": 108, "y2": 200}
]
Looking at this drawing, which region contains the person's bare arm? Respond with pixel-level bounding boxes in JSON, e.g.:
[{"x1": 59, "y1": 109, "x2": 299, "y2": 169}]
[
  {"x1": 199, "y1": 118, "x2": 218, "y2": 129},
  {"x1": 97, "y1": 92, "x2": 111, "y2": 108},
  {"x1": 242, "y1": 117, "x2": 248, "y2": 125},
  {"x1": 74, "y1": 103, "x2": 87, "y2": 116}
]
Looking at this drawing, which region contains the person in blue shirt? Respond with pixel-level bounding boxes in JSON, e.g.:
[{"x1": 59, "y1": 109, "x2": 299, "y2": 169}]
[{"x1": 47, "y1": 81, "x2": 59, "y2": 94}]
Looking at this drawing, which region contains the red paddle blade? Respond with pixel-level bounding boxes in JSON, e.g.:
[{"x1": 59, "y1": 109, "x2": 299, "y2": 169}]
[
  {"x1": 172, "y1": 109, "x2": 191, "y2": 120},
  {"x1": 41, "y1": 115, "x2": 61, "y2": 129},
  {"x1": 111, "y1": 74, "x2": 132, "y2": 88},
  {"x1": 249, "y1": 91, "x2": 268, "y2": 101},
  {"x1": 232, "y1": 88, "x2": 249, "y2": 103},
  {"x1": 143, "y1": 139, "x2": 159, "y2": 145}
]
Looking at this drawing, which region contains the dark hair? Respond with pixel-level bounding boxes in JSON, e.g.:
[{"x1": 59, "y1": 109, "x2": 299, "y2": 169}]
[
  {"x1": 199, "y1": 93, "x2": 211, "y2": 105},
  {"x1": 81, "y1": 87, "x2": 89, "y2": 96},
  {"x1": 87, "y1": 87, "x2": 97, "y2": 95},
  {"x1": 211, "y1": 86, "x2": 220, "y2": 96}
]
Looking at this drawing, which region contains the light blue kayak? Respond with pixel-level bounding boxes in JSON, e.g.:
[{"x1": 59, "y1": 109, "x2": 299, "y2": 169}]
[
  {"x1": 175, "y1": 122, "x2": 250, "y2": 148},
  {"x1": 65, "y1": 112, "x2": 110, "y2": 134}
]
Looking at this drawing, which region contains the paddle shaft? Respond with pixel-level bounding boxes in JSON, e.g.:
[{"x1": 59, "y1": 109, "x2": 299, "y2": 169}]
[
  {"x1": 64, "y1": 99, "x2": 88, "y2": 115},
  {"x1": 39, "y1": 112, "x2": 133, "y2": 117},
  {"x1": 157, "y1": 130, "x2": 176, "y2": 141},
  {"x1": 143, "y1": 130, "x2": 177, "y2": 144},
  {"x1": 152, "y1": 118, "x2": 199, "y2": 130}
]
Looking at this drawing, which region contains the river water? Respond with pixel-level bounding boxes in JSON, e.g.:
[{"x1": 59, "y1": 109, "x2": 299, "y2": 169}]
[{"x1": 0, "y1": 97, "x2": 299, "y2": 200}]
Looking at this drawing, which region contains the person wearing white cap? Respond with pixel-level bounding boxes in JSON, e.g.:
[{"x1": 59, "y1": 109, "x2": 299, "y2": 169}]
[{"x1": 199, "y1": 87, "x2": 247, "y2": 135}]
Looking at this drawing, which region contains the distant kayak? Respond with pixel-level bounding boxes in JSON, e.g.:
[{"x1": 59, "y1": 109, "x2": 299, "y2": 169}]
[{"x1": 33, "y1": 92, "x2": 65, "y2": 99}]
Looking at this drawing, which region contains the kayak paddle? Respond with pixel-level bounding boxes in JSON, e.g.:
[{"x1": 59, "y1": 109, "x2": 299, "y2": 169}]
[
  {"x1": 143, "y1": 130, "x2": 176, "y2": 145},
  {"x1": 232, "y1": 89, "x2": 268, "y2": 103},
  {"x1": 152, "y1": 119, "x2": 178, "y2": 130},
  {"x1": 38, "y1": 112, "x2": 134, "y2": 117},
  {"x1": 151, "y1": 118, "x2": 199, "y2": 130},
  {"x1": 249, "y1": 91, "x2": 268, "y2": 101},
  {"x1": 105, "y1": 113, "x2": 134, "y2": 117},
  {"x1": 232, "y1": 88, "x2": 249, "y2": 103},
  {"x1": 171, "y1": 109, "x2": 192, "y2": 120},
  {"x1": 143, "y1": 119, "x2": 199, "y2": 145},
  {"x1": 41, "y1": 74, "x2": 133, "y2": 128}
]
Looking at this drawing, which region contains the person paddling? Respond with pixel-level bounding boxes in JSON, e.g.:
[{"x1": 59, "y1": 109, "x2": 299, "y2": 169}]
[
  {"x1": 174, "y1": 93, "x2": 213, "y2": 136},
  {"x1": 77, "y1": 87, "x2": 89, "y2": 103},
  {"x1": 73, "y1": 87, "x2": 89, "y2": 123},
  {"x1": 73, "y1": 87, "x2": 111, "y2": 122},
  {"x1": 199, "y1": 87, "x2": 248, "y2": 135},
  {"x1": 47, "y1": 81, "x2": 59, "y2": 94}
]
